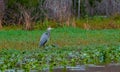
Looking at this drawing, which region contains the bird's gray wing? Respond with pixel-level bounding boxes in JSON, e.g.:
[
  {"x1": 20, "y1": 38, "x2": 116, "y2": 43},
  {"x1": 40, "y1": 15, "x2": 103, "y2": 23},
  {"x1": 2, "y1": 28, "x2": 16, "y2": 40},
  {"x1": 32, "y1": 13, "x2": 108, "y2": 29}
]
[{"x1": 39, "y1": 33, "x2": 49, "y2": 46}]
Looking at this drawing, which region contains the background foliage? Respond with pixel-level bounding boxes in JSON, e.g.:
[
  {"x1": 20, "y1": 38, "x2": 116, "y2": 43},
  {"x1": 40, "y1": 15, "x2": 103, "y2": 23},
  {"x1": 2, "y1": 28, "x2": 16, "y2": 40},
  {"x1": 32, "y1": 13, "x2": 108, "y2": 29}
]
[{"x1": 2, "y1": 0, "x2": 120, "y2": 26}]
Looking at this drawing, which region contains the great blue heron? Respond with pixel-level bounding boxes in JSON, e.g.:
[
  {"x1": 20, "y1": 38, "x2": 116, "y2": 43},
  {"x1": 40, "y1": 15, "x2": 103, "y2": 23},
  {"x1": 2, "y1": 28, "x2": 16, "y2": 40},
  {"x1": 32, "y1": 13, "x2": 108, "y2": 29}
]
[{"x1": 39, "y1": 27, "x2": 53, "y2": 47}]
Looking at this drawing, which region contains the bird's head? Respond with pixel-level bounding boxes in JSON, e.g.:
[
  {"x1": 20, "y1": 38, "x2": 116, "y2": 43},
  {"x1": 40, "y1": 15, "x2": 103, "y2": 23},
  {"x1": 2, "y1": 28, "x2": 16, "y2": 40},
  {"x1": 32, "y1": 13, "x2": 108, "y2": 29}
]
[{"x1": 47, "y1": 27, "x2": 53, "y2": 31}]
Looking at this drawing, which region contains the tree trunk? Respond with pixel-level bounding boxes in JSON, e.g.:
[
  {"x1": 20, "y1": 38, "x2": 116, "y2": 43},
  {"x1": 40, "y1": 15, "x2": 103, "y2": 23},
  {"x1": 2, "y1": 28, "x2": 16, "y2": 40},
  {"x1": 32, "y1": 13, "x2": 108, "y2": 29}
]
[
  {"x1": 0, "y1": 0, "x2": 5, "y2": 29},
  {"x1": 73, "y1": 0, "x2": 77, "y2": 15},
  {"x1": 85, "y1": 0, "x2": 90, "y2": 16},
  {"x1": 78, "y1": 0, "x2": 81, "y2": 18},
  {"x1": 105, "y1": 0, "x2": 109, "y2": 16},
  {"x1": 0, "y1": 20, "x2": 2, "y2": 29}
]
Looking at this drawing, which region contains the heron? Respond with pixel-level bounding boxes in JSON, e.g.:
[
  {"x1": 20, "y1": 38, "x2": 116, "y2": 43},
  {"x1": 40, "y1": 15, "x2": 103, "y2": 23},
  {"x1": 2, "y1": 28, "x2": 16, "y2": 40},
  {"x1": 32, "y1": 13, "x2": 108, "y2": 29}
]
[{"x1": 39, "y1": 27, "x2": 53, "y2": 47}]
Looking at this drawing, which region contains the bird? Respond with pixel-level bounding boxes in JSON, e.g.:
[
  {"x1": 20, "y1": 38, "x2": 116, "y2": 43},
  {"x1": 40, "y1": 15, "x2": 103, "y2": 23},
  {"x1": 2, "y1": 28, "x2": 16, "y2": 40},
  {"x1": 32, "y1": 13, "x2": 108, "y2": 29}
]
[{"x1": 39, "y1": 27, "x2": 53, "y2": 47}]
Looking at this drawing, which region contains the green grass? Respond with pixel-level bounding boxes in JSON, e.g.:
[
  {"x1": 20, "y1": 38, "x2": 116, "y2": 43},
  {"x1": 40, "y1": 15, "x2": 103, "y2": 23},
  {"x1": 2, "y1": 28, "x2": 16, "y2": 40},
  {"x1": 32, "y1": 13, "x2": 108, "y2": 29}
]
[
  {"x1": 0, "y1": 27, "x2": 120, "y2": 70},
  {"x1": 0, "y1": 27, "x2": 119, "y2": 49}
]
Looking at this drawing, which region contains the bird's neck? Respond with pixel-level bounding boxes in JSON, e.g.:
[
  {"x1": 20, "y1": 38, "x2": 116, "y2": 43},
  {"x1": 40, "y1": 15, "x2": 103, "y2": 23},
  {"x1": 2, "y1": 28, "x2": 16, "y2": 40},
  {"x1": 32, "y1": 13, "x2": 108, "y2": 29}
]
[
  {"x1": 46, "y1": 30, "x2": 50, "y2": 36},
  {"x1": 47, "y1": 30, "x2": 50, "y2": 33}
]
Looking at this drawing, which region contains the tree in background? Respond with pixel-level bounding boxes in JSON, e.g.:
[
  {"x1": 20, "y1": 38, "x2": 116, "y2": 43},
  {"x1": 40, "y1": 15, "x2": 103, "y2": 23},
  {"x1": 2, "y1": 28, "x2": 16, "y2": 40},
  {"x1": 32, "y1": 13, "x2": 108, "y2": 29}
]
[
  {"x1": 73, "y1": 0, "x2": 120, "y2": 17},
  {"x1": 4, "y1": 0, "x2": 45, "y2": 30},
  {"x1": 0, "y1": 0, "x2": 120, "y2": 29},
  {"x1": 44, "y1": 0, "x2": 72, "y2": 22}
]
